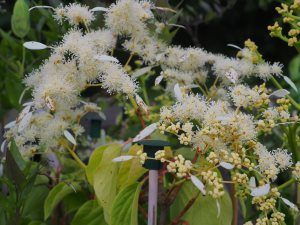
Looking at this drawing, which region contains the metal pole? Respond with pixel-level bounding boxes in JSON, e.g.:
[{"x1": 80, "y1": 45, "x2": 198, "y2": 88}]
[{"x1": 148, "y1": 170, "x2": 158, "y2": 225}]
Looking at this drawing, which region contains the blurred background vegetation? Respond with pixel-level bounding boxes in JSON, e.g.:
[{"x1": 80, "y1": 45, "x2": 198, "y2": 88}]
[{"x1": 0, "y1": 0, "x2": 298, "y2": 136}]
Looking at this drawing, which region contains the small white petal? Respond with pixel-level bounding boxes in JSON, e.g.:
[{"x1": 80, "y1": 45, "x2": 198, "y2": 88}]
[
  {"x1": 29, "y1": 5, "x2": 54, "y2": 11},
  {"x1": 91, "y1": 7, "x2": 108, "y2": 12},
  {"x1": 155, "y1": 75, "x2": 163, "y2": 86},
  {"x1": 1, "y1": 140, "x2": 7, "y2": 153},
  {"x1": 174, "y1": 83, "x2": 183, "y2": 101},
  {"x1": 23, "y1": 41, "x2": 48, "y2": 50},
  {"x1": 23, "y1": 101, "x2": 33, "y2": 107},
  {"x1": 250, "y1": 183, "x2": 270, "y2": 197},
  {"x1": 281, "y1": 197, "x2": 299, "y2": 211},
  {"x1": 190, "y1": 175, "x2": 206, "y2": 195},
  {"x1": 135, "y1": 95, "x2": 148, "y2": 113},
  {"x1": 4, "y1": 121, "x2": 16, "y2": 129},
  {"x1": 94, "y1": 55, "x2": 119, "y2": 63},
  {"x1": 283, "y1": 76, "x2": 298, "y2": 93},
  {"x1": 167, "y1": 23, "x2": 185, "y2": 29},
  {"x1": 216, "y1": 200, "x2": 221, "y2": 218},
  {"x1": 270, "y1": 89, "x2": 290, "y2": 98},
  {"x1": 227, "y1": 44, "x2": 242, "y2": 50},
  {"x1": 131, "y1": 66, "x2": 152, "y2": 78},
  {"x1": 133, "y1": 123, "x2": 157, "y2": 142},
  {"x1": 249, "y1": 177, "x2": 256, "y2": 188},
  {"x1": 112, "y1": 155, "x2": 134, "y2": 162},
  {"x1": 18, "y1": 112, "x2": 33, "y2": 132},
  {"x1": 219, "y1": 162, "x2": 234, "y2": 170},
  {"x1": 63, "y1": 130, "x2": 77, "y2": 145}
]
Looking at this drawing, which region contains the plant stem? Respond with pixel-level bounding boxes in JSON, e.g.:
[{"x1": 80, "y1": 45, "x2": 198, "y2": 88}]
[
  {"x1": 66, "y1": 147, "x2": 86, "y2": 169},
  {"x1": 278, "y1": 178, "x2": 295, "y2": 190},
  {"x1": 270, "y1": 76, "x2": 300, "y2": 110},
  {"x1": 129, "y1": 95, "x2": 146, "y2": 128},
  {"x1": 21, "y1": 40, "x2": 26, "y2": 76},
  {"x1": 169, "y1": 193, "x2": 199, "y2": 225},
  {"x1": 125, "y1": 53, "x2": 134, "y2": 67}
]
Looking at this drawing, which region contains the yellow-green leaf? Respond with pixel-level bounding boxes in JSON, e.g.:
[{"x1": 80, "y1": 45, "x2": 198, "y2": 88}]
[
  {"x1": 170, "y1": 181, "x2": 232, "y2": 225},
  {"x1": 111, "y1": 182, "x2": 144, "y2": 225},
  {"x1": 71, "y1": 200, "x2": 107, "y2": 225},
  {"x1": 117, "y1": 144, "x2": 147, "y2": 189},
  {"x1": 93, "y1": 143, "x2": 121, "y2": 222}
]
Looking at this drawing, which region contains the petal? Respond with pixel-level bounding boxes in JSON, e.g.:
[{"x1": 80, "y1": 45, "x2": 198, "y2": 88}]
[
  {"x1": 63, "y1": 130, "x2": 77, "y2": 145},
  {"x1": 4, "y1": 121, "x2": 16, "y2": 129},
  {"x1": 1, "y1": 140, "x2": 7, "y2": 153},
  {"x1": 216, "y1": 200, "x2": 221, "y2": 218},
  {"x1": 18, "y1": 112, "x2": 33, "y2": 132},
  {"x1": 219, "y1": 162, "x2": 234, "y2": 170},
  {"x1": 190, "y1": 175, "x2": 206, "y2": 195},
  {"x1": 281, "y1": 197, "x2": 299, "y2": 211},
  {"x1": 250, "y1": 183, "x2": 270, "y2": 197},
  {"x1": 29, "y1": 5, "x2": 54, "y2": 11},
  {"x1": 132, "y1": 66, "x2": 152, "y2": 78},
  {"x1": 270, "y1": 89, "x2": 290, "y2": 98},
  {"x1": 112, "y1": 155, "x2": 134, "y2": 162},
  {"x1": 174, "y1": 83, "x2": 183, "y2": 101},
  {"x1": 249, "y1": 176, "x2": 256, "y2": 188},
  {"x1": 283, "y1": 76, "x2": 298, "y2": 93},
  {"x1": 133, "y1": 123, "x2": 157, "y2": 142},
  {"x1": 91, "y1": 7, "x2": 108, "y2": 12},
  {"x1": 155, "y1": 75, "x2": 163, "y2": 86},
  {"x1": 23, "y1": 41, "x2": 48, "y2": 50},
  {"x1": 94, "y1": 55, "x2": 119, "y2": 63}
]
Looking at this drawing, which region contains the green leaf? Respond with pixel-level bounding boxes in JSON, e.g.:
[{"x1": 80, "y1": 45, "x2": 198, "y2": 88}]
[
  {"x1": 71, "y1": 200, "x2": 107, "y2": 225},
  {"x1": 117, "y1": 145, "x2": 147, "y2": 189},
  {"x1": 44, "y1": 182, "x2": 79, "y2": 220},
  {"x1": 170, "y1": 181, "x2": 232, "y2": 225},
  {"x1": 4, "y1": 145, "x2": 25, "y2": 187},
  {"x1": 10, "y1": 140, "x2": 26, "y2": 170},
  {"x1": 93, "y1": 143, "x2": 122, "y2": 222},
  {"x1": 111, "y1": 182, "x2": 144, "y2": 225},
  {"x1": 11, "y1": 0, "x2": 30, "y2": 38},
  {"x1": 22, "y1": 185, "x2": 49, "y2": 221},
  {"x1": 85, "y1": 145, "x2": 108, "y2": 185}
]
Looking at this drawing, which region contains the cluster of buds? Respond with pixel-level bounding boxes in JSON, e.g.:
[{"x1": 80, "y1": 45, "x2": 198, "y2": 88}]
[
  {"x1": 154, "y1": 150, "x2": 166, "y2": 162},
  {"x1": 136, "y1": 149, "x2": 147, "y2": 165},
  {"x1": 166, "y1": 155, "x2": 192, "y2": 178},
  {"x1": 232, "y1": 173, "x2": 249, "y2": 185},
  {"x1": 270, "y1": 212, "x2": 285, "y2": 225},
  {"x1": 252, "y1": 188, "x2": 280, "y2": 212},
  {"x1": 201, "y1": 170, "x2": 224, "y2": 198},
  {"x1": 158, "y1": 122, "x2": 180, "y2": 134},
  {"x1": 269, "y1": 2, "x2": 300, "y2": 47}
]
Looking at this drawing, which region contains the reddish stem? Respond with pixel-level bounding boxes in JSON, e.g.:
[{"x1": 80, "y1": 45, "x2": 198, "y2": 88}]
[
  {"x1": 136, "y1": 108, "x2": 146, "y2": 128},
  {"x1": 169, "y1": 193, "x2": 199, "y2": 225}
]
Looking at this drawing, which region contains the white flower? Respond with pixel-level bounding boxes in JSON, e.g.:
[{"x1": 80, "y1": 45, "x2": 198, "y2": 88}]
[{"x1": 64, "y1": 3, "x2": 95, "y2": 26}]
